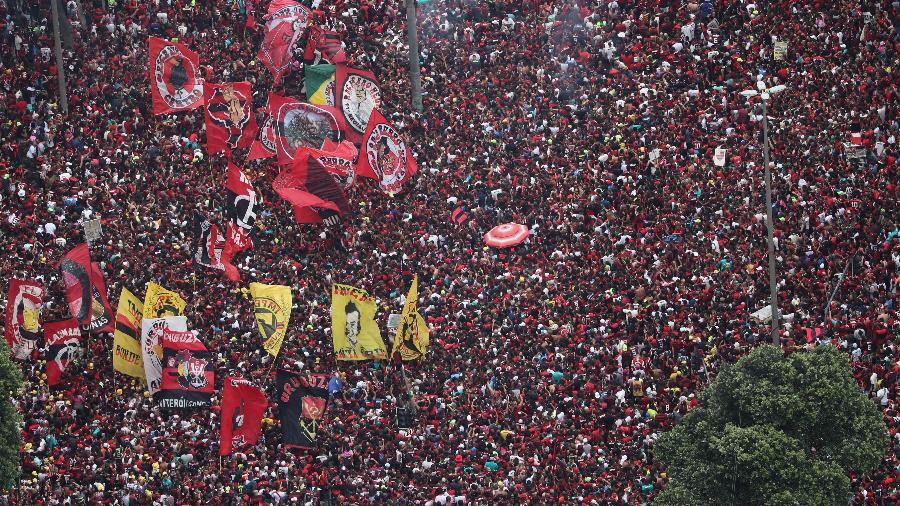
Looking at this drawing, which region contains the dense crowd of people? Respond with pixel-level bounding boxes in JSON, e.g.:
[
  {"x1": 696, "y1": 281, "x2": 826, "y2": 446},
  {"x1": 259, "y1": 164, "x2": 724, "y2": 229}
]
[{"x1": 0, "y1": 0, "x2": 898, "y2": 503}]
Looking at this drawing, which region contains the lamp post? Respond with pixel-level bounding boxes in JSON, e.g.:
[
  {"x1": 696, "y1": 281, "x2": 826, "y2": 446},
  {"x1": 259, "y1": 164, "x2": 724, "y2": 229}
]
[
  {"x1": 405, "y1": 0, "x2": 423, "y2": 113},
  {"x1": 740, "y1": 82, "x2": 786, "y2": 345}
]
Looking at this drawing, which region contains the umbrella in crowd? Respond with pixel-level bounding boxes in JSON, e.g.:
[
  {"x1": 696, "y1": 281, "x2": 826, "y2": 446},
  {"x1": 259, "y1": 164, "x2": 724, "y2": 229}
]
[{"x1": 484, "y1": 223, "x2": 530, "y2": 248}]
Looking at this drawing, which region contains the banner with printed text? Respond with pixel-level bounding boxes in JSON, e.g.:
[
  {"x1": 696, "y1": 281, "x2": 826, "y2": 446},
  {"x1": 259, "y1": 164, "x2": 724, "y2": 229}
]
[
  {"x1": 113, "y1": 287, "x2": 146, "y2": 379},
  {"x1": 249, "y1": 283, "x2": 292, "y2": 357},
  {"x1": 331, "y1": 284, "x2": 386, "y2": 360}
]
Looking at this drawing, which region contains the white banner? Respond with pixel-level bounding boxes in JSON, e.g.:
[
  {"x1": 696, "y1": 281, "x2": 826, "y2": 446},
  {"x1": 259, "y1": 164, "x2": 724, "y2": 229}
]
[{"x1": 141, "y1": 316, "x2": 187, "y2": 394}]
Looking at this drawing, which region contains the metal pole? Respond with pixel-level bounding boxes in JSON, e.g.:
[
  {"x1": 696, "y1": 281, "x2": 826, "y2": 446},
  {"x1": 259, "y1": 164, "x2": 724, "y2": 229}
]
[
  {"x1": 761, "y1": 99, "x2": 779, "y2": 345},
  {"x1": 405, "y1": 0, "x2": 423, "y2": 113},
  {"x1": 50, "y1": 0, "x2": 69, "y2": 114}
]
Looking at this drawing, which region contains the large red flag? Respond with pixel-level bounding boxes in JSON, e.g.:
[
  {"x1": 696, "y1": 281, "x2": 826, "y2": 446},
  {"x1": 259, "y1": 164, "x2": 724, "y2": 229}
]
[
  {"x1": 335, "y1": 65, "x2": 381, "y2": 142},
  {"x1": 356, "y1": 109, "x2": 417, "y2": 194},
  {"x1": 268, "y1": 93, "x2": 346, "y2": 165},
  {"x1": 257, "y1": 0, "x2": 310, "y2": 83},
  {"x1": 273, "y1": 150, "x2": 349, "y2": 224},
  {"x1": 58, "y1": 244, "x2": 114, "y2": 333},
  {"x1": 44, "y1": 319, "x2": 82, "y2": 386},
  {"x1": 149, "y1": 37, "x2": 204, "y2": 115},
  {"x1": 220, "y1": 377, "x2": 268, "y2": 455},
  {"x1": 204, "y1": 82, "x2": 258, "y2": 154},
  {"x1": 303, "y1": 26, "x2": 347, "y2": 64},
  {"x1": 4, "y1": 279, "x2": 44, "y2": 360}
]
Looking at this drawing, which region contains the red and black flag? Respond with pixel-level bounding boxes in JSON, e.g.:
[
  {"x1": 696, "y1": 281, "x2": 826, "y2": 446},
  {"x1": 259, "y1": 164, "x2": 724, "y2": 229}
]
[
  {"x1": 222, "y1": 164, "x2": 257, "y2": 281},
  {"x1": 303, "y1": 26, "x2": 347, "y2": 64},
  {"x1": 149, "y1": 37, "x2": 204, "y2": 115},
  {"x1": 3, "y1": 279, "x2": 44, "y2": 360},
  {"x1": 220, "y1": 377, "x2": 268, "y2": 456},
  {"x1": 268, "y1": 93, "x2": 347, "y2": 166},
  {"x1": 44, "y1": 319, "x2": 82, "y2": 386},
  {"x1": 157, "y1": 328, "x2": 214, "y2": 409},
  {"x1": 357, "y1": 109, "x2": 417, "y2": 194},
  {"x1": 204, "y1": 82, "x2": 258, "y2": 154},
  {"x1": 59, "y1": 244, "x2": 114, "y2": 333},
  {"x1": 335, "y1": 65, "x2": 381, "y2": 143},
  {"x1": 451, "y1": 205, "x2": 473, "y2": 226},
  {"x1": 248, "y1": 106, "x2": 277, "y2": 161},
  {"x1": 275, "y1": 370, "x2": 329, "y2": 449},
  {"x1": 258, "y1": 0, "x2": 310, "y2": 83},
  {"x1": 273, "y1": 148, "x2": 350, "y2": 225},
  {"x1": 194, "y1": 220, "x2": 226, "y2": 272}
]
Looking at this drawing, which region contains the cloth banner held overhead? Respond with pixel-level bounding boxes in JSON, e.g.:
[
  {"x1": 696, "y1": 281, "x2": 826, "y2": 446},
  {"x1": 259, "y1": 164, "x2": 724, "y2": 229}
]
[
  {"x1": 59, "y1": 244, "x2": 114, "y2": 333},
  {"x1": 392, "y1": 275, "x2": 430, "y2": 361},
  {"x1": 112, "y1": 287, "x2": 146, "y2": 379},
  {"x1": 44, "y1": 319, "x2": 82, "y2": 386},
  {"x1": 149, "y1": 37, "x2": 204, "y2": 115},
  {"x1": 142, "y1": 282, "x2": 186, "y2": 319},
  {"x1": 4, "y1": 279, "x2": 44, "y2": 360},
  {"x1": 275, "y1": 370, "x2": 329, "y2": 449},
  {"x1": 249, "y1": 283, "x2": 292, "y2": 357},
  {"x1": 156, "y1": 328, "x2": 214, "y2": 409},
  {"x1": 331, "y1": 284, "x2": 386, "y2": 360},
  {"x1": 141, "y1": 316, "x2": 188, "y2": 395},
  {"x1": 220, "y1": 377, "x2": 268, "y2": 456}
]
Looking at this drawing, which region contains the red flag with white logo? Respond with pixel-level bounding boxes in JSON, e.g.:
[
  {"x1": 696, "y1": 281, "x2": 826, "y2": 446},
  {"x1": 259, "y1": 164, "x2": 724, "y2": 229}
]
[
  {"x1": 220, "y1": 377, "x2": 268, "y2": 455},
  {"x1": 149, "y1": 37, "x2": 204, "y2": 115}
]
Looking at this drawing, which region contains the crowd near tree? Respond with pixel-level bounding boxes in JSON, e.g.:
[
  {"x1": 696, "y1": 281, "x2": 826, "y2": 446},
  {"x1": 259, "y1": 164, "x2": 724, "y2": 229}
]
[{"x1": 0, "y1": 0, "x2": 898, "y2": 504}]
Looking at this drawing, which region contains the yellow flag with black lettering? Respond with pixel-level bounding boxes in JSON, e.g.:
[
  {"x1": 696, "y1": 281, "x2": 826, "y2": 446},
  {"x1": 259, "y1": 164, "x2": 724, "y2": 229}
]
[
  {"x1": 331, "y1": 284, "x2": 386, "y2": 360},
  {"x1": 142, "y1": 282, "x2": 186, "y2": 319},
  {"x1": 112, "y1": 287, "x2": 146, "y2": 378},
  {"x1": 392, "y1": 275, "x2": 430, "y2": 360},
  {"x1": 249, "y1": 283, "x2": 292, "y2": 357}
]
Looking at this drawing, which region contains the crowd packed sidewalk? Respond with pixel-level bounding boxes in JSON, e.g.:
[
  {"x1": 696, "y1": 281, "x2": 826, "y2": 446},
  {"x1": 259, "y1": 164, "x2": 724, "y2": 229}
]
[{"x1": 0, "y1": 0, "x2": 898, "y2": 504}]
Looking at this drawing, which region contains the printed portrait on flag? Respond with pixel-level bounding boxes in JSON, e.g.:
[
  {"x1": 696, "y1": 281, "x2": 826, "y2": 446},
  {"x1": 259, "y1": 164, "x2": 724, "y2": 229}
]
[
  {"x1": 392, "y1": 275, "x2": 430, "y2": 361},
  {"x1": 204, "y1": 82, "x2": 257, "y2": 154},
  {"x1": 335, "y1": 65, "x2": 381, "y2": 139},
  {"x1": 331, "y1": 284, "x2": 386, "y2": 360},
  {"x1": 59, "y1": 244, "x2": 113, "y2": 333},
  {"x1": 357, "y1": 110, "x2": 416, "y2": 194},
  {"x1": 4, "y1": 279, "x2": 44, "y2": 360},
  {"x1": 258, "y1": 1, "x2": 310, "y2": 82},
  {"x1": 149, "y1": 37, "x2": 204, "y2": 115}
]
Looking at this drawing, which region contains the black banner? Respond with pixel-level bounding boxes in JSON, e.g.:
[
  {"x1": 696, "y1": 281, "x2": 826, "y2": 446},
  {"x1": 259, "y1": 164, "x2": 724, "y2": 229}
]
[{"x1": 275, "y1": 370, "x2": 329, "y2": 449}]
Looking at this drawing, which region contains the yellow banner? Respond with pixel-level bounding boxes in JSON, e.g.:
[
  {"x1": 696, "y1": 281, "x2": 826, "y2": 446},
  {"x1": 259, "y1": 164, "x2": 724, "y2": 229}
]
[
  {"x1": 249, "y1": 283, "x2": 292, "y2": 357},
  {"x1": 392, "y1": 275, "x2": 430, "y2": 360},
  {"x1": 112, "y1": 287, "x2": 146, "y2": 378},
  {"x1": 142, "y1": 282, "x2": 186, "y2": 319},
  {"x1": 331, "y1": 284, "x2": 386, "y2": 360}
]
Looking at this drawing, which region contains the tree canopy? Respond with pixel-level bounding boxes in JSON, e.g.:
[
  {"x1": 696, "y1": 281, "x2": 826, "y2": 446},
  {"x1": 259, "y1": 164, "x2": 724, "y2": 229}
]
[
  {"x1": 0, "y1": 339, "x2": 23, "y2": 490},
  {"x1": 655, "y1": 345, "x2": 889, "y2": 506}
]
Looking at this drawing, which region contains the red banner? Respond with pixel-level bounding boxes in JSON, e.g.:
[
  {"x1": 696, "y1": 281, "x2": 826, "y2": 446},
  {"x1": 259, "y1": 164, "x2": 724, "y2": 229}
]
[
  {"x1": 149, "y1": 37, "x2": 204, "y2": 115},
  {"x1": 304, "y1": 26, "x2": 347, "y2": 64},
  {"x1": 268, "y1": 93, "x2": 347, "y2": 166},
  {"x1": 204, "y1": 82, "x2": 258, "y2": 154},
  {"x1": 4, "y1": 279, "x2": 44, "y2": 360},
  {"x1": 157, "y1": 329, "x2": 214, "y2": 409},
  {"x1": 59, "y1": 244, "x2": 114, "y2": 333},
  {"x1": 335, "y1": 65, "x2": 381, "y2": 142},
  {"x1": 356, "y1": 109, "x2": 417, "y2": 194},
  {"x1": 45, "y1": 319, "x2": 82, "y2": 386},
  {"x1": 257, "y1": 0, "x2": 310, "y2": 83},
  {"x1": 220, "y1": 377, "x2": 268, "y2": 455}
]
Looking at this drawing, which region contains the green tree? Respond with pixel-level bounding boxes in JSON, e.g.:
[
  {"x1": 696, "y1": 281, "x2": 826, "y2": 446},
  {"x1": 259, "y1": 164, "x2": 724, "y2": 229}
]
[
  {"x1": 655, "y1": 345, "x2": 889, "y2": 506},
  {"x1": 0, "y1": 339, "x2": 22, "y2": 490}
]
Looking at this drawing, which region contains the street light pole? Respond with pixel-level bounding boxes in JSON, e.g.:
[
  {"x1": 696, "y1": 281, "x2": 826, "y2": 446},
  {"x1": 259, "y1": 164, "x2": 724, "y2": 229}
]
[
  {"x1": 760, "y1": 98, "x2": 780, "y2": 346},
  {"x1": 50, "y1": 0, "x2": 69, "y2": 114},
  {"x1": 405, "y1": 0, "x2": 423, "y2": 113}
]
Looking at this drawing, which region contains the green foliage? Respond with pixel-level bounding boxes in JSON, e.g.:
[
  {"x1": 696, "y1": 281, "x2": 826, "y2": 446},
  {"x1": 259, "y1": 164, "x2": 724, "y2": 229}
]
[
  {"x1": 655, "y1": 345, "x2": 888, "y2": 506},
  {"x1": 0, "y1": 339, "x2": 22, "y2": 490}
]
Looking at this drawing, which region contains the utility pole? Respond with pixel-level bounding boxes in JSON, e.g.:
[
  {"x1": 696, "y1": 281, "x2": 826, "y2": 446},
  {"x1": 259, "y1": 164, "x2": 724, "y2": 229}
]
[
  {"x1": 50, "y1": 0, "x2": 69, "y2": 114},
  {"x1": 405, "y1": 0, "x2": 423, "y2": 113},
  {"x1": 761, "y1": 99, "x2": 779, "y2": 345}
]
